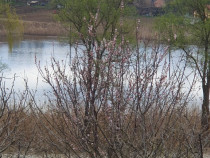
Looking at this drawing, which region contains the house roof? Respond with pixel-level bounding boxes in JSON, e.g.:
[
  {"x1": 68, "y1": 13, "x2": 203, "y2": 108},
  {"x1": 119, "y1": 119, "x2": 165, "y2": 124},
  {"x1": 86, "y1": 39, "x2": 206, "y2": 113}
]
[{"x1": 154, "y1": 0, "x2": 165, "y2": 8}]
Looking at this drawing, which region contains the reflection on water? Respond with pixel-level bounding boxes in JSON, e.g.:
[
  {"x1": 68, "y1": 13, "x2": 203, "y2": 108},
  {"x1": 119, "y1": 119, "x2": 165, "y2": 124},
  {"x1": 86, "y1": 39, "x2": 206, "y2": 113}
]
[{"x1": 0, "y1": 38, "x2": 72, "y2": 101}]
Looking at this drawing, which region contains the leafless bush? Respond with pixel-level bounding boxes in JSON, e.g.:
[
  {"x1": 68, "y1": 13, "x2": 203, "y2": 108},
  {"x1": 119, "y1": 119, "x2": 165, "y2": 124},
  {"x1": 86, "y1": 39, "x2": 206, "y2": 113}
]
[
  {"x1": 0, "y1": 75, "x2": 39, "y2": 157},
  {"x1": 32, "y1": 29, "x2": 207, "y2": 157},
  {"x1": 0, "y1": 76, "x2": 22, "y2": 155}
]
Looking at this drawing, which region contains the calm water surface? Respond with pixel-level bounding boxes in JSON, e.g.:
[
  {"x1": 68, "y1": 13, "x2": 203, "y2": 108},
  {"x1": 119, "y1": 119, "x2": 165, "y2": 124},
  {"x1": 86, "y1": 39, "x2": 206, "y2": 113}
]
[
  {"x1": 0, "y1": 38, "x2": 73, "y2": 101},
  {"x1": 0, "y1": 37, "x2": 202, "y2": 104}
]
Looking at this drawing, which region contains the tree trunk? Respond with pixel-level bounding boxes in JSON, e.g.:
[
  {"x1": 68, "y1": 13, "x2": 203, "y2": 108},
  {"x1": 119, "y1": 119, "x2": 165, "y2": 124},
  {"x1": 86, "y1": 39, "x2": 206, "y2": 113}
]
[
  {"x1": 201, "y1": 44, "x2": 210, "y2": 130},
  {"x1": 201, "y1": 39, "x2": 209, "y2": 130},
  {"x1": 201, "y1": 84, "x2": 209, "y2": 130}
]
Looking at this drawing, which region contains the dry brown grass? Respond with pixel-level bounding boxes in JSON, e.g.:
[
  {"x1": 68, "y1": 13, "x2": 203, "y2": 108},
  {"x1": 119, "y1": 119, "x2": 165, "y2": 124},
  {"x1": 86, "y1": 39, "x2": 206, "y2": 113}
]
[
  {"x1": 0, "y1": 99, "x2": 208, "y2": 157},
  {"x1": 138, "y1": 17, "x2": 156, "y2": 40},
  {"x1": 22, "y1": 20, "x2": 67, "y2": 36},
  {"x1": 0, "y1": 20, "x2": 67, "y2": 37}
]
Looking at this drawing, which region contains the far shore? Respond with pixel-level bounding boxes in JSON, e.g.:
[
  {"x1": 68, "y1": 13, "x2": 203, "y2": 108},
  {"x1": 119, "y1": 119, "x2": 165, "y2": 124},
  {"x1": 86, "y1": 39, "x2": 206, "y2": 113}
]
[
  {"x1": 0, "y1": 5, "x2": 156, "y2": 41},
  {"x1": 0, "y1": 18, "x2": 156, "y2": 41},
  {"x1": 0, "y1": 20, "x2": 68, "y2": 37}
]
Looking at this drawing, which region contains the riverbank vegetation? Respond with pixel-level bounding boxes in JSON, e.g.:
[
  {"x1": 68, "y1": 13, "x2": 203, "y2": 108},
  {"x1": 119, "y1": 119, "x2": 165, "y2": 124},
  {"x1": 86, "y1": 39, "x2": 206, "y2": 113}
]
[
  {"x1": 0, "y1": 0, "x2": 210, "y2": 157},
  {"x1": 0, "y1": 39, "x2": 209, "y2": 157}
]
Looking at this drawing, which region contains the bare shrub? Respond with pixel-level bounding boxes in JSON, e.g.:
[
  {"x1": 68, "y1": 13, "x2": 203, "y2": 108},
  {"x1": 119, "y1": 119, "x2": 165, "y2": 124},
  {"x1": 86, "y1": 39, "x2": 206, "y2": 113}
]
[
  {"x1": 33, "y1": 30, "x2": 205, "y2": 157},
  {"x1": 0, "y1": 76, "x2": 26, "y2": 155}
]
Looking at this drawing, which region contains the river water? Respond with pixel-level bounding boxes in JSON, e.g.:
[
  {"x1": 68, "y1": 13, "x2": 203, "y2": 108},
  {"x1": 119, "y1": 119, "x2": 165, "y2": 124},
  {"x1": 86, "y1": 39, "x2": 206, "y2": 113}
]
[
  {"x1": 0, "y1": 37, "x2": 202, "y2": 104},
  {"x1": 0, "y1": 37, "x2": 73, "y2": 101}
]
